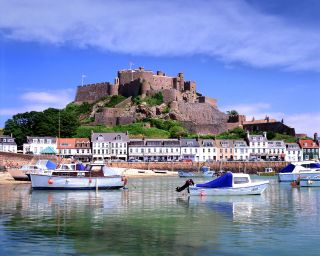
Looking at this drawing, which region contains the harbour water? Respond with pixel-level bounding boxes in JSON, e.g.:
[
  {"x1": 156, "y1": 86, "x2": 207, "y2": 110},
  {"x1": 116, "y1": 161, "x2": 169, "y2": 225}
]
[{"x1": 0, "y1": 176, "x2": 320, "y2": 255}]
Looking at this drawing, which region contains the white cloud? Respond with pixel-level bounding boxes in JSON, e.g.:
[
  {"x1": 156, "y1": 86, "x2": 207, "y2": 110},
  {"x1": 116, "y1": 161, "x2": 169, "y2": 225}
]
[
  {"x1": 0, "y1": 89, "x2": 74, "y2": 120},
  {"x1": 1, "y1": 0, "x2": 320, "y2": 71},
  {"x1": 21, "y1": 90, "x2": 73, "y2": 106},
  {"x1": 221, "y1": 102, "x2": 320, "y2": 136}
]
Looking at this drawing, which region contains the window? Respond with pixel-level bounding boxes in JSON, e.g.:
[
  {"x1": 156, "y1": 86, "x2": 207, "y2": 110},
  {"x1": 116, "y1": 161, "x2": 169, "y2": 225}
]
[{"x1": 234, "y1": 177, "x2": 249, "y2": 184}]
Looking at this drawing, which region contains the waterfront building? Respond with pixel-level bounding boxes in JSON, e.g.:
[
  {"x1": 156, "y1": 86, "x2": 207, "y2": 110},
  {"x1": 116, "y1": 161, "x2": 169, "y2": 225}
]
[
  {"x1": 246, "y1": 131, "x2": 268, "y2": 160},
  {"x1": 215, "y1": 139, "x2": 234, "y2": 161},
  {"x1": 267, "y1": 140, "x2": 286, "y2": 161},
  {"x1": 298, "y1": 139, "x2": 319, "y2": 161},
  {"x1": 285, "y1": 143, "x2": 302, "y2": 162},
  {"x1": 128, "y1": 139, "x2": 180, "y2": 162},
  {"x1": 57, "y1": 138, "x2": 91, "y2": 162},
  {"x1": 198, "y1": 139, "x2": 216, "y2": 162},
  {"x1": 0, "y1": 135, "x2": 17, "y2": 153},
  {"x1": 233, "y1": 140, "x2": 249, "y2": 161},
  {"x1": 91, "y1": 132, "x2": 129, "y2": 161},
  {"x1": 23, "y1": 136, "x2": 57, "y2": 155},
  {"x1": 180, "y1": 139, "x2": 200, "y2": 162}
]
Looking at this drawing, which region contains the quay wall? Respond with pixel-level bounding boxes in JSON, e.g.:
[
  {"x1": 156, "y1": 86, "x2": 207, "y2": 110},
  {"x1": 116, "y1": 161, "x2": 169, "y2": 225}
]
[
  {"x1": 109, "y1": 161, "x2": 288, "y2": 174},
  {"x1": 0, "y1": 152, "x2": 287, "y2": 174},
  {"x1": 0, "y1": 152, "x2": 57, "y2": 168}
]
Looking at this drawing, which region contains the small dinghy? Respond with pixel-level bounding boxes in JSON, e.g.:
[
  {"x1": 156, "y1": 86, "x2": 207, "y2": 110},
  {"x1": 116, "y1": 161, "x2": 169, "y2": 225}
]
[{"x1": 176, "y1": 172, "x2": 269, "y2": 196}]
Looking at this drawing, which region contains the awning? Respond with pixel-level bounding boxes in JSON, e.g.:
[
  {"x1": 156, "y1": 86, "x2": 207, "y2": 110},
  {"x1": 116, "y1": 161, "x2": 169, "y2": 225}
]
[{"x1": 40, "y1": 146, "x2": 57, "y2": 154}]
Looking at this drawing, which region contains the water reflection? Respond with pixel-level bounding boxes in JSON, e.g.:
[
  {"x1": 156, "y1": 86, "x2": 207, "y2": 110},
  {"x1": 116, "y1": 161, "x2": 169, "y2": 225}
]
[
  {"x1": 1, "y1": 177, "x2": 320, "y2": 255},
  {"x1": 177, "y1": 195, "x2": 267, "y2": 222}
]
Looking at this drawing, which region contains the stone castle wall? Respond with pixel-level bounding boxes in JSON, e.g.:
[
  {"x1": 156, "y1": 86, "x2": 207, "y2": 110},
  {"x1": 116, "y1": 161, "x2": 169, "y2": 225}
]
[{"x1": 75, "y1": 82, "x2": 118, "y2": 103}]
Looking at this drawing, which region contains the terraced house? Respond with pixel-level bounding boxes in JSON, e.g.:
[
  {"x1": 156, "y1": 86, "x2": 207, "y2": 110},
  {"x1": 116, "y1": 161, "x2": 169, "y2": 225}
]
[
  {"x1": 246, "y1": 131, "x2": 268, "y2": 160},
  {"x1": 128, "y1": 139, "x2": 180, "y2": 162},
  {"x1": 298, "y1": 138, "x2": 319, "y2": 161},
  {"x1": 91, "y1": 132, "x2": 129, "y2": 161},
  {"x1": 285, "y1": 143, "x2": 302, "y2": 162},
  {"x1": 0, "y1": 135, "x2": 17, "y2": 153},
  {"x1": 233, "y1": 140, "x2": 250, "y2": 161},
  {"x1": 23, "y1": 136, "x2": 57, "y2": 155},
  {"x1": 198, "y1": 139, "x2": 216, "y2": 162}
]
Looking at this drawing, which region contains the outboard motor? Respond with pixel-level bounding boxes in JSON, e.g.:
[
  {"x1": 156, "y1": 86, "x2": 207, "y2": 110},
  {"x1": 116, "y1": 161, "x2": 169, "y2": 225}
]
[{"x1": 176, "y1": 179, "x2": 195, "y2": 193}]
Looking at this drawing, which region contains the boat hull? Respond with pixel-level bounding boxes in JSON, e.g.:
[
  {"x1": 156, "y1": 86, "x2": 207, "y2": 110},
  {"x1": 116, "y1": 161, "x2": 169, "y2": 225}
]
[
  {"x1": 279, "y1": 172, "x2": 320, "y2": 182},
  {"x1": 30, "y1": 174, "x2": 125, "y2": 190},
  {"x1": 300, "y1": 178, "x2": 320, "y2": 187},
  {"x1": 189, "y1": 182, "x2": 269, "y2": 196},
  {"x1": 7, "y1": 169, "x2": 30, "y2": 181}
]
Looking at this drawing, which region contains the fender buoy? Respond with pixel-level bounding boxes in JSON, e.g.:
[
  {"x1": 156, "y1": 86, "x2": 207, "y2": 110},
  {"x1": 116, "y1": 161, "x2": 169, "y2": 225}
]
[
  {"x1": 200, "y1": 190, "x2": 205, "y2": 196},
  {"x1": 122, "y1": 176, "x2": 128, "y2": 186},
  {"x1": 48, "y1": 178, "x2": 54, "y2": 185},
  {"x1": 89, "y1": 178, "x2": 92, "y2": 183}
]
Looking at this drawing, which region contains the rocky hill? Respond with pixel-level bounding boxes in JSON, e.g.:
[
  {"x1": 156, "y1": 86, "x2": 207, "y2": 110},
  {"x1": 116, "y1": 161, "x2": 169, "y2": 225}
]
[{"x1": 74, "y1": 67, "x2": 228, "y2": 135}]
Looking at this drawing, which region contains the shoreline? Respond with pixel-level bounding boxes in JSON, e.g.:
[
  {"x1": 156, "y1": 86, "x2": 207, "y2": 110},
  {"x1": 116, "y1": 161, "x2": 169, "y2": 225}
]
[{"x1": 0, "y1": 169, "x2": 178, "y2": 185}]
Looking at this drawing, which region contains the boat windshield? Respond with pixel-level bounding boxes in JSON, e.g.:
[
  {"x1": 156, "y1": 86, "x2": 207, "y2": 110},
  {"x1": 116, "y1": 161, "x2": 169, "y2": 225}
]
[{"x1": 233, "y1": 177, "x2": 249, "y2": 184}]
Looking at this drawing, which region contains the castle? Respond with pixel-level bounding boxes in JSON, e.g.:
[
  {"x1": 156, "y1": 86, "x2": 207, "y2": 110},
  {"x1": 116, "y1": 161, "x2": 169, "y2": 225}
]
[
  {"x1": 74, "y1": 67, "x2": 229, "y2": 134},
  {"x1": 75, "y1": 67, "x2": 217, "y2": 106}
]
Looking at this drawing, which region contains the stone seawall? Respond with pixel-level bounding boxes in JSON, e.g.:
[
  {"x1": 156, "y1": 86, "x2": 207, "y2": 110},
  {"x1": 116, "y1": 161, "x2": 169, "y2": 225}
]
[
  {"x1": 0, "y1": 152, "x2": 57, "y2": 168},
  {"x1": 109, "y1": 161, "x2": 287, "y2": 174}
]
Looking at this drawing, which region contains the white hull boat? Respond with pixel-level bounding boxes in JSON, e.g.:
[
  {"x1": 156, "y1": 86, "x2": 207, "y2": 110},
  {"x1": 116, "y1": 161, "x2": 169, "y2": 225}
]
[
  {"x1": 176, "y1": 172, "x2": 269, "y2": 196},
  {"x1": 300, "y1": 176, "x2": 320, "y2": 187},
  {"x1": 30, "y1": 174, "x2": 124, "y2": 190},
  {"x1": 30, "y1": 162, "x2": 126, "y2": 190},
  {"x1": 278, "y1": 161, "x2": 320, "y2": 182}
]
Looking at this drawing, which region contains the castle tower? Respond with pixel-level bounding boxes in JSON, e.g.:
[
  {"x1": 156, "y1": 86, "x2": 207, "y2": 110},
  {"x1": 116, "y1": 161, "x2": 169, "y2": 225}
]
[
  {"x1": 178, "y1": 72, "x2": 184, "y2": 91},
  {"x1": 109, "y1": 77, "x2": 119, "y2": 95},
  {"x1": 141, "y1": 78, "x2": 150, "y2": 98}
]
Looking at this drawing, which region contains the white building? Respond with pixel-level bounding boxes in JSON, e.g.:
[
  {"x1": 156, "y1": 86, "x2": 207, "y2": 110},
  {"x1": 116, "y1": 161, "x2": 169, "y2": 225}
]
[
  {"x1": 128, "y1": 139, "x2": 180, "y2": 162},
  {"x1": 180, "y1": 139, "x2": 200, "y2": 162},
  {"x1": 198, "y1": 139, "x2": 216, "y2": 162},
  {"x1": 0, "y1": 135, "x2": 17, "y2": 153},
  {"x1": 91, "y1": 132, "x2": 129, "y2": 161},
  {"x1": 246, "y1": 132, "x2": 268, "y2": 160},
  {"x1": 57, "y1": 138, "x2": 91, "y2": 162},
  {"x1": 233, "y1": 140, "x2": 250, "y2": 161},
  {"x1": 285, "y1": 143, "x2": 303, "y2": 162},
  {"x1": 267, "y1": 140, "x2": 286, "y2": 161},
  {"x1": 23, "y1": 136, "x2": 57, "y2": 155}
]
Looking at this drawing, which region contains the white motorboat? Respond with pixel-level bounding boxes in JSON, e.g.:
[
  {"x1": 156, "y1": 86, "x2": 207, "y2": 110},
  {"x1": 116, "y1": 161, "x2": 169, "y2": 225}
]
[
  {"x1": 278, "y1": 161, "x2": 320, "y2": 182},
  {"x1": 176, "y1": 172, "x2": 269, "y2": 196},
  {"x1": 30, "y1": 162, "x2": 127, "y2": 190},
  {"x1": 8, "y1": 160, "x2": 57, "y2": 181}
]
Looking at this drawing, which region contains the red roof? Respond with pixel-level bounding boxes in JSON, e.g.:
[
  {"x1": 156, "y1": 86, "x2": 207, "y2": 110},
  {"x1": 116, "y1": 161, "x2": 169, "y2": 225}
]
[{"x1": 298, "y1": 140, "x2": 319, "y2": 149}]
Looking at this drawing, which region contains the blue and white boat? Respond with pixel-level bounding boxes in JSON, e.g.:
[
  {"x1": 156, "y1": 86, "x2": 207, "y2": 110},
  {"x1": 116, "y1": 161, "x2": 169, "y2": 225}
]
[
  {"x1": 278, "y1": 161, "x2": 320, "y2": 182},
  {"x1": 176, "y1": 172, "x2": 269, "y2": 196}
]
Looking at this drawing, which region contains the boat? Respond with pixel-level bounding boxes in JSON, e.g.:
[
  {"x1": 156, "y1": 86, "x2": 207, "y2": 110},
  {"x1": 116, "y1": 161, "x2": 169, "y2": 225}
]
[
  {"x1": 278, "y1": 161, "x2": 320, "y2": 182},
  {"x1": 257, "y1": 167, "x2": 275, "y2": 176},
  {"x1": 178, "y1": 166, "x2": 215, "y2": 178},
  {"x1": 8, "y1": 160, "x2": 57, "y2": 181},
  {"x1": 299, "y1": 176, "x2": 320, "y2": 187},
  {"x1": 176, "y1": 172, "x2": 269, "y2": 196},
  {"x1": 30, "y1": 162, "x2": 127, "y2": 190}
]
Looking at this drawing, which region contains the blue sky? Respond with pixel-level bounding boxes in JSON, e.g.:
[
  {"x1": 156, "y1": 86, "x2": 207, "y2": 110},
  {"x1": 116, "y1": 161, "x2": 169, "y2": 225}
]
[{"x1": 0, "y1": 0, "x2": 319, "y2": 135}]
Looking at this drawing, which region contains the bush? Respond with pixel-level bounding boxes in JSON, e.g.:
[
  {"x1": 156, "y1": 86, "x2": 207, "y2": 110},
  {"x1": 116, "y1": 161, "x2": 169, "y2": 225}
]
[{"x1": 104, "y1": 95, "x2": 126, "y2": 108}]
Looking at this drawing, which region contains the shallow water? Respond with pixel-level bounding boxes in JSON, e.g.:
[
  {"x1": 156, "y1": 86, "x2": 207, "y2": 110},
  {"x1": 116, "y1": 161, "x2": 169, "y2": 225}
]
[{"x1": 0, "y1": 176, "x2": 319, "y2": 255}]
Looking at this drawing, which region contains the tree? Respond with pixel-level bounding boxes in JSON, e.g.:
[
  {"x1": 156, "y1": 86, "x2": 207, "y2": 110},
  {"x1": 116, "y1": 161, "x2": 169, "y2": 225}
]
[{"x1": 226, "y1": 110, "x2": 239, "y2": 116}]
